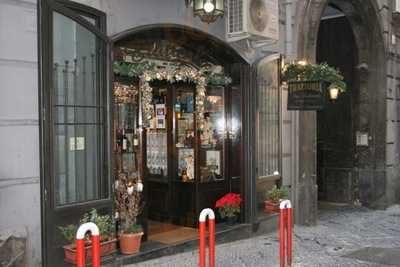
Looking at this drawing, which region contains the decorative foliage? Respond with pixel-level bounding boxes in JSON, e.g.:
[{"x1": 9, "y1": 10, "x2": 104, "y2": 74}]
[
  {"x1": 113, "y1": 61, "x2": 232, "y2": 129},
  {"x1": 58, "y1": 209, "x2": 115, "y2": 244},
  {"x1": 114, "y1": 172, "x2": 144, "y2": 234},
  {"x1": 113, "y1": 61, "x2": 155, "y2": 78},
  {"x1": 114, "y1": 82, "x2": 138, "y2": 104},
  {"x1": 140, "y1": 67, "x2": 207, "y2": 128},
  {"x1": 282, "y1": 62, "x2": 347, "y2": 92},
  {"x1": 266, "y1": 186, "x2": 289, "y2": 203},
  {"x1": 215, "y1": 193, "x2": 242, "y2": 219}
]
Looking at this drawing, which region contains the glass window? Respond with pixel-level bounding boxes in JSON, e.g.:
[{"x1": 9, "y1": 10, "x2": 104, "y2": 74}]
[
  {"x1": 256, "y1": 58, "x2": 281, "y2": 216},
  {"x1": 53, "y1": 12, "x2": 107, "y2": 206},
  {"x1": 199, "y1": 86, "x2": 225, "y2": 183},
  {"x1": 175, "y1": 88, "x2": 196, "y2": 182}
]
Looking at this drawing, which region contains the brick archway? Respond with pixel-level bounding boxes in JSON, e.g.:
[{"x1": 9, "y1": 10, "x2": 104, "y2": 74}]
[{"x1": 294, "y1": 0, "x2": 388, "y2": 225}]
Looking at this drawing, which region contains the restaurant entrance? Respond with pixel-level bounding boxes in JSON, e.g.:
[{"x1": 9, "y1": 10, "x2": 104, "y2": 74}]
[{"x1": 112, "y1": 26, "x2": 245, "y2": 245}]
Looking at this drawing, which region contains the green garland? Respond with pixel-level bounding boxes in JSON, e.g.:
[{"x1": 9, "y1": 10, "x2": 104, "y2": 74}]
[
  {"x1": 113, "y1": 61, "x2": 232, "y2": 128},
  {"x1": 113, "y1": 61, "x2": 232, "y2": 86},
  {"x1": 282, "y1": 62, "x2": 347, "y2": 92}
]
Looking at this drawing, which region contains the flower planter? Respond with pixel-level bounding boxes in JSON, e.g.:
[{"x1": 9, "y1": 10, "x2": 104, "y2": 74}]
[
  {"x1": 264, "y1": 200, "x2": 280, "y2": 213},
  {"x1": 119, "y1": 232, "x2": 143, "y2": 255},
  {"x1": 225, "y1": 215, "x2": 238, "y2": 226},
  {"x1": 63, "y1": 238, "x2": 117, "y2": 264}
]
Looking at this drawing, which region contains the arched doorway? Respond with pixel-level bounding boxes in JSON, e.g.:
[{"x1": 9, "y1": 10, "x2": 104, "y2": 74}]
[
  {"x1": 316, "y1": 5, "x2": 357, "y2": 204},
  {"x1": 295, "y1": 0, "x2": 387, "y2": 224},
  {"x1": 111, "y1": 25, "x2": 249, "y2": 245}
]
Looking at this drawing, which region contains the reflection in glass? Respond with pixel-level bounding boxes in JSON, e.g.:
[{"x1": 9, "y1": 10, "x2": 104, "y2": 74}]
[
  {"x1": 53, "y1": 12, "x2": 105, "y2": 206},
  {"x1": 199, "y1": 86, "x2": 224, "y2": 182}
]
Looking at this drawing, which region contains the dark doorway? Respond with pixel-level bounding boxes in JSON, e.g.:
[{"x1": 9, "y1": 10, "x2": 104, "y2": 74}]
[{"x1": 316, "y1": 6, "x2": 358, "y2": 203}]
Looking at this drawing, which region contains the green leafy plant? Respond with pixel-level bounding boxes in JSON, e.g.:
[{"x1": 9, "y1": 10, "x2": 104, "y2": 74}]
[
  {"x1": 58, "y1": 224, "x2": 77, "y2": 244},
  {"x1": 125, "y1": 223, "x2": 143, "y2": 234},
  {"x1": 266, "y1": 186, "x2": 289, "y2": 204},
  {"x1": 58, "y1": 209, "x2": 115, "y2": 244},
  {"x1": 282, "y1": 62, "x2": 347, "y2": 92}
]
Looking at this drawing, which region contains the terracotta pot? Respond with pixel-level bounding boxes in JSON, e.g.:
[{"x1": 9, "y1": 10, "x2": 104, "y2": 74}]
[
  {"x1": 63, "y1": 238, "x2": 117, "y2": 264},
  {"x1": 119, "y1": 232, "x2": 143, "y2": 255},
  {"x1": 264, "y1": 200, "x2": 280, "y2": 213}
]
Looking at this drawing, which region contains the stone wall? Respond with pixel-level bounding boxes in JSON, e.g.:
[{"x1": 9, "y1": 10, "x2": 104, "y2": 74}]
[
  {"x1": 0, "y1": 0, "x2": 41, "y2": 266},
  {"x1": 292, "y1": 0, "x2": 400, "y2": 224}
]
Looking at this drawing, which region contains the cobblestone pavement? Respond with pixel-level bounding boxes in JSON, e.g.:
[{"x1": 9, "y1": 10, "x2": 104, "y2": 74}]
[{"x1": 126, "y1": 204, "x2": 400, "y2": 267}]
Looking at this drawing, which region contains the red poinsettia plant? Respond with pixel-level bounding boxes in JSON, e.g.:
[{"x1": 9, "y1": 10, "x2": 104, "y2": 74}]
[{"x1": 215, "y1": 193, "x2": 242, "y2": 218}]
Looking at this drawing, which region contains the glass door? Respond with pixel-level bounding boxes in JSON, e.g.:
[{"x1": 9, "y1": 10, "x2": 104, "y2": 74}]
[{"x1": 40, "y1": 1, "x2": 111, "y2": 266}]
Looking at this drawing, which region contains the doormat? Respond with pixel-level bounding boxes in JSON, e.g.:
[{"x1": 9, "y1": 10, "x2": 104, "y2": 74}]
[
  {"x1": 148, "y1": 227, "x2": 198, "y2": 245},
  {"x1": 344, "y1": 247, "x2": 400, "y2": 266}
]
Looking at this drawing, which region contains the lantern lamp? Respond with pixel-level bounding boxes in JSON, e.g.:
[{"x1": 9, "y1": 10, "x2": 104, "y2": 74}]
[
  {"x1": 186, "y1": 0, "x2": 225, "y2": 23},
  {"x1": 328, "y1": 85, "x2": 340, "y2": 101}
]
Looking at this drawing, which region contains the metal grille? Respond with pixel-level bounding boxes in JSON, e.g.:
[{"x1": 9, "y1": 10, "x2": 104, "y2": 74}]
[
  {"x1": 257, "y1": 74, "x2": 280, "y2": 177},
  {"x1": 228, "y1": 0, "x2": 243, "y2": 33}
]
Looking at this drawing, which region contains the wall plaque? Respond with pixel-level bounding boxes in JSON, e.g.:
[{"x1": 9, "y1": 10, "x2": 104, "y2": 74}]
[{"x1": 287, "y1": 81, "x2": 326, "y2": 110}]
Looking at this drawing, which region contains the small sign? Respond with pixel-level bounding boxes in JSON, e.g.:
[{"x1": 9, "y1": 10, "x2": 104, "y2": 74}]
[
  {"x1": 356, "y1": 132, "x2": 369, "y2": 146},
  {"x1": 156, "y1": 104, "x2": 166, "y2": 129},
  {"x1": 76, "y1": 137, "x2": 85, "y2": 150},
  {"x1": 287, "y1": 81, "x2": 326, "y2": 110}
]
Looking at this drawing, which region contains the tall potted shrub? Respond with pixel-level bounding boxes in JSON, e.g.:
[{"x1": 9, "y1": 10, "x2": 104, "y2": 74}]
[{"x1": 115, "y1": 172, "x2": 144, "y2": 254}]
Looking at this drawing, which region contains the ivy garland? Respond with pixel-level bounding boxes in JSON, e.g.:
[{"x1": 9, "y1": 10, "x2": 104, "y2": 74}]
[
  {"x1": 282, "y1": 62, "x2": 347, "y2": 92},
  {"x1": 113, "y1": 61, "x2": 232, "y2": 129}
]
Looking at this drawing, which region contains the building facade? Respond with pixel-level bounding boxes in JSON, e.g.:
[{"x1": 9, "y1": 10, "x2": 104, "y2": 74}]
[{"x1": 0, "y1": 0, "x2": 399, "y2": 266}]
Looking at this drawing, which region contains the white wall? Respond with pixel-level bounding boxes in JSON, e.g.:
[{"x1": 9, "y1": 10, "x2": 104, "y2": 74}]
[{"x1": 0, "y1": 0, "x2": 41, "y2": 266}]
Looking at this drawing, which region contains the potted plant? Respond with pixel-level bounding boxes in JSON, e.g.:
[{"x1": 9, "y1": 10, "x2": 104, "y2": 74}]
[
  {"x1": 264, "y1": 186, "x2": 289, "y2": 213},
  {"x1": 58, "y1": 209, "x2": 117, "y2": 264},
  {"x1": 215, "y1": 193, "x2": 242, "y2": 225},
  {"x1": 115, "y1": 172, "x2": 144, "y2": 254}
]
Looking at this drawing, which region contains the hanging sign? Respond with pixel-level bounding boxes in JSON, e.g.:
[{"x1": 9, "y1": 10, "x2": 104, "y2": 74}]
[{"x1": 287, "y1": 81, "x2": 326, "y2": 110}]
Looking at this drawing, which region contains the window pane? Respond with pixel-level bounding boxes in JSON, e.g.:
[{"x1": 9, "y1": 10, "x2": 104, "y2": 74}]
[
  {"x1": 257, "y1": 62, "x2": 280, "y2": 178},
  {"x1": 53, "y1": 12, "x2": 106, "y2": 206},
  {"x1": 199, "y1": 86, "x2": 225, "y2": 183},
  {"x1": 256, "y1": 59, "x2": 281, "y2": 216}
]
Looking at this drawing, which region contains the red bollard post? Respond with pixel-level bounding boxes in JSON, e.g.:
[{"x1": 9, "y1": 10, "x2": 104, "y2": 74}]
[
  {"x1": 279, "y1": 200, "x2": 292, "y2": 267},
  {"x1": 76, "y1": 222, "x2": 100, "y2": 267},
  {"x1": 287, "y1": 207, "x2": 293, "y2": 266},
  {"x1": 199, "y1": 208, "x2": 215, "y2": 267},
  {"x1": 279, "y1": 206, "x2": 286, "y2": 267}
]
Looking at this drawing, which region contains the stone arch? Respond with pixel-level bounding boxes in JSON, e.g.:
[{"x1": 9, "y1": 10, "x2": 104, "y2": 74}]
[
  {"x1": 110, "y1": 23, "x2": 248, "y2": 64},
  {"x1": 294, "y1": 0, "x2": 388, "y2": 225}
]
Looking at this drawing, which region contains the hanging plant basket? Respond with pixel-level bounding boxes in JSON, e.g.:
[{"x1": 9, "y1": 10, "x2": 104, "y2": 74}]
[{"x1": 282, "y1": 62, "x2": 347, "y2": 110}]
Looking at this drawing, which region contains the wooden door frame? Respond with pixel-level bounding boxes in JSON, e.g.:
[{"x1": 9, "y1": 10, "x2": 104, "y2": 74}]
[{"x1": 38, "y1": 1, "x2": 113, "y2": 266}]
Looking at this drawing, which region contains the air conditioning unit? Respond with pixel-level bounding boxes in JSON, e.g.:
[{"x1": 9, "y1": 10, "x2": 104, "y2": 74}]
[
  {"x1": 226, "y1": 0, "x2": 279, "y2": 43},
  {"x1": 396, "y1": 0, "x2": 400, "y2": 13}
]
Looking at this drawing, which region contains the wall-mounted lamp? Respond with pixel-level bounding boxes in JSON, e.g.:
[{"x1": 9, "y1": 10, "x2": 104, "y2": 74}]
[
  {"x1": 328, "y1": 85, "x2": 340, "y2": 101},
  {"x1": 186, "y1": 0, "x2": 225, "y2": 23}
]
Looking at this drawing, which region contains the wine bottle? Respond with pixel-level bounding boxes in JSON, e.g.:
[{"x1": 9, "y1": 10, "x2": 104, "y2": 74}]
[
  {"x1": 133, "y1": 132, "x2": 139, "y2": 147},
  {"x1": 122, "y1": 129, "x2": 128, "y2": 152}
]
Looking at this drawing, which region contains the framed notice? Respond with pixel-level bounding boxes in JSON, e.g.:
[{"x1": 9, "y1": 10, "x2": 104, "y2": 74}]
[
  {"x1": 206, "y1": 150, "x2": 221, "y2": 176},
  {"x1": 287, "y1": 81, "x2": 326, "y2": 110}
]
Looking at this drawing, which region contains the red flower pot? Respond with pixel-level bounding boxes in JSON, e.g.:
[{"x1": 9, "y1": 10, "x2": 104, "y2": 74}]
[
  {"x1": 264, "y1": 200, "x2": 280, "y2": 213},
  {"x1": 63, "y1": 238, "x2": 117, "y2": 264}
]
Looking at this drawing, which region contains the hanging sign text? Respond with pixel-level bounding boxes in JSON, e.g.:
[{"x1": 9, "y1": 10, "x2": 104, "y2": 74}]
[{"x1": 287, "y1": 81, "x2": 326, "y2": 110}]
